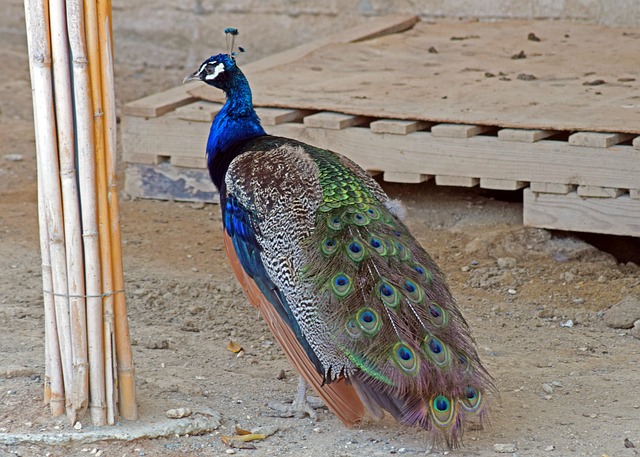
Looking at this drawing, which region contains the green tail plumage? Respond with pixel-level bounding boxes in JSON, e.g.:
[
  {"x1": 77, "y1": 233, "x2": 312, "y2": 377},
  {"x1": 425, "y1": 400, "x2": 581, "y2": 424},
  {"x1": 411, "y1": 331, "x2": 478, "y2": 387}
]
[{"x1": 302, "y1": 147, "x2": 492, "y2": 447}]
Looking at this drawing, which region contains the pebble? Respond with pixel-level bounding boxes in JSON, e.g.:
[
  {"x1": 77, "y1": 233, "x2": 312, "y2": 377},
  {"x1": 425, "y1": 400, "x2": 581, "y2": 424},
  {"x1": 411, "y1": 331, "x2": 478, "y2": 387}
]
[
  {"x1": 471, "y1": 260, "x2": 479, "y2": 266},
  {"x1": 604, "y1": 295, "x2": 640, "y2": 329},
  {"x1": 494, "y1": 443, "x2": 518, "y2": 453},
  {"x1": 560, "y1": 319, "x2": 574, "y2": 328},
  {"x1": 631, "y1": 320, "x2": 640, "y2": 340},
  {"x1": 74, "y1": 421, "x2": 82, "y2": 430},
  {"x1": 507, "y1": 288, "x2": 517, "y2": 295},
  {"x1": 225, "y1": 450, "x2": 236, "y2": 455},
  {"x1": 542, "y1": 383, "x2": 554, "y2": 394},
  {"x1": 497, "y1": 257, "x2": 517, "y2": 269},
  {"x1": 545, "y1": 445, "x2": 555, "y2": 451},
  {"x1": 4, "y1": 153, "x2": 23, "y2": 162},
  {"x1": 166, "y1": 407, "x2": 192, "y2": 419}
]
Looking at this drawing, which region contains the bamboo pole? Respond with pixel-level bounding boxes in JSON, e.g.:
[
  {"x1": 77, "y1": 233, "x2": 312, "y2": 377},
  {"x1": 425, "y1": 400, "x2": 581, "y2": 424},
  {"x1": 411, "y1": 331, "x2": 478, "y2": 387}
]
[
  {"x1": 66, "y1": 0, "x2": 107, "y2": 426},
  {"x1": 24, "y1": 0, "x2": 75, "y2": 422},
  {"x1": 98, "y1": 2, "x2": 138, "y2": 420},
  {"x1": 49, "y1": 0, "x2": 90, "y2": 421},
  {"x1": 37, "y1": 137, "x2": 65, "y2": 417},
  {"x1": 84, "y1": 0, "x2": 117, "y2": 425}
]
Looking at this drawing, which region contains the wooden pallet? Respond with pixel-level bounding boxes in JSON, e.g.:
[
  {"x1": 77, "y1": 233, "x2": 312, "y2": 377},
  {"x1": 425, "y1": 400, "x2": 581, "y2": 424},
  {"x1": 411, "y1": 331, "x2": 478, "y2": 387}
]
[{"x1": 122, "y1": 17, "x2": 640, "y2": 237}]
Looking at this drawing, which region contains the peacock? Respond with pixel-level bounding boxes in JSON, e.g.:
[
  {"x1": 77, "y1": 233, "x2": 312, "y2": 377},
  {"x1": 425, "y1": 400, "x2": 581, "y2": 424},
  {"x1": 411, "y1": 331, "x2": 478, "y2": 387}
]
[{"x1": 184, "y1": 28, "x2": 493, "y2": 448}]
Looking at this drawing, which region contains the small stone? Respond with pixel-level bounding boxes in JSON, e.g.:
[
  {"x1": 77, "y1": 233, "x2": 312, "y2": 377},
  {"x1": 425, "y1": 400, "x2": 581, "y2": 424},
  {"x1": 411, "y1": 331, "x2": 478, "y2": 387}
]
[
  {"x1": 630, "y1": 320, "x2": 640, "y2": 340},
  {"x1": 507, "y1": 288, "x2": 517, "y2": 295},
  {"x1": 251, "y1": 425, "x2": 279, "y2": 437},
  {"x1": 544, "y1": 395, "x2": 552, "y2": 400},
  {"x1": 226, "y1": 449, "x2": 236, "y2": 454},
  {"x1": 560, "y1": 319, "x2": 574, "y2": 328},
  {"x1": 604, "y1": 295, "x2": 640, "y2": 329},
  {"x1": 542, "y1": 383, "x2": 554, "y2": 394},
  {"x1": 517, "y1": 73, "x2": 537, "y2": 81},
  {"x1": 545, "y1": 445, "x2": 555, "y2": 451},
  {"x1": 74, "y1": 422, "x2": 82, "y2": 430},
  {"x1": 166, "y1": 407, "x2": 192, "y2": 419},
  {"x1": 551, "y1": 381, "x2": 563, "y2": 388},
  {"x1": 4, "y1": 153, "x2": 24, "y2": 162},
  {"x1": 497, "y1": 257, "x2": 517, "y2": 269},
  {"x1": 276, "y1": 369, "x2": 286, "y2": 380},
  {"x1": 573, "y1": 298, "x2": 584, "y2": 305},
  {"x1": 528, "y1": 32, "x2": 541, "y2": 42},
  {"x1": 494, "y1": 443, "x2": 518, "y2": 453},
  {"x1": 470, "y1": 260, "x2": 479, "y2": 266},
  {"x1": 461, "y1": 266, "x2": 470, "y2": 272}
]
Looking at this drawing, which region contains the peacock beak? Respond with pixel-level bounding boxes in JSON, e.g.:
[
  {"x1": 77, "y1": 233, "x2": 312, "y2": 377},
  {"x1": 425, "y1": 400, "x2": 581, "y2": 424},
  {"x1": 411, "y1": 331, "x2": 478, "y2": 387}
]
[{"x1": 183, "y1": 71, "x2": 202, "y2": 84}]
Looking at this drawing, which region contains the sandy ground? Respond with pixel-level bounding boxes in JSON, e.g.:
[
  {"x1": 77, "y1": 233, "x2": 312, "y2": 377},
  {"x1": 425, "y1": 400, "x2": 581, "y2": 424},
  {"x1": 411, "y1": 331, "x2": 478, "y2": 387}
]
[{"x1": 2, "y1": 2, "x2": 640, "y2": 456}]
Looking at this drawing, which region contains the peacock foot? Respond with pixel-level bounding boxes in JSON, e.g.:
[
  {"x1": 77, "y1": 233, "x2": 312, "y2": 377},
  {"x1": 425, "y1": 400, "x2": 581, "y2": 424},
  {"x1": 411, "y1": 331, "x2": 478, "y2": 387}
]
[{"x1": 266, "y1": 377, "x2": 323, "y2": 420}]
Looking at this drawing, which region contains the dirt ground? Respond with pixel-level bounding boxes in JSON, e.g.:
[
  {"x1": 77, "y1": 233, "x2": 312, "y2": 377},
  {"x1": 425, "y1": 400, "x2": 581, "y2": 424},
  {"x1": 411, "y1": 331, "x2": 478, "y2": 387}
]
[{"x1": 2, "y1": 2, "x2": 640, "y2": 456}]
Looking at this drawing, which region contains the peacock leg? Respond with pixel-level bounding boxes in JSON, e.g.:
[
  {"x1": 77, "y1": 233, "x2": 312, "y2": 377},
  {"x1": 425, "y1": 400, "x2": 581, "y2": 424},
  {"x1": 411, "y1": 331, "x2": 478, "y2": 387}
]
[{"x1": 266, "y1": 376, "x2": 321, "y2": 420}]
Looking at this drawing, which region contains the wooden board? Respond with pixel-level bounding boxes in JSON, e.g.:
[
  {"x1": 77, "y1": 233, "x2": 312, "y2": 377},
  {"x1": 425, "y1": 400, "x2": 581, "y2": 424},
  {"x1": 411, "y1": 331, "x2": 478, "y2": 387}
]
[
  {"x1": 124, "y1": 15, "x2": 418, "y2": 118},
  {"x1": 193, "y1": 20, "x2": 640, "y2": 134},
  {"x1": 523, "y1": 189, "x2": 640, "y2": 237},
  {"x1": 264, "y1": 123, "x2": 640, "y2": 190}
]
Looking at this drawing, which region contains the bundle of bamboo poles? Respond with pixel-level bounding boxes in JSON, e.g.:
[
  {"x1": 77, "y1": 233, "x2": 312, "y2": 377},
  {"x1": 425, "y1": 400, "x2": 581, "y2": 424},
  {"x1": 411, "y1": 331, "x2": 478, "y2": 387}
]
[{"x1": 24, "y1": 0, "x2": 137, "y2": 426}]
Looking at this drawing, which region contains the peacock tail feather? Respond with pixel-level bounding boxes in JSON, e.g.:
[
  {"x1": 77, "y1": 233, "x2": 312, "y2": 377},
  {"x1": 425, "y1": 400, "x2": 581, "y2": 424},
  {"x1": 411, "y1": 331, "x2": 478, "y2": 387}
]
[{"x1": 299, "y1": 146, "x2": 493, "y2": 447}]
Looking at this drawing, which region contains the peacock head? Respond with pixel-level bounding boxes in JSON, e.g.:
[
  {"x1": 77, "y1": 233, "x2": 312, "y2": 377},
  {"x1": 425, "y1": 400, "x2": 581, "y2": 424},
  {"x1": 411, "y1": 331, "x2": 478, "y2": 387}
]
[
  {"x1": 183, "y1": 53, "x2": 239, "y2": 90},
  {"x1": 184, "y1": 27, "x2": 245, "y2": 92}
]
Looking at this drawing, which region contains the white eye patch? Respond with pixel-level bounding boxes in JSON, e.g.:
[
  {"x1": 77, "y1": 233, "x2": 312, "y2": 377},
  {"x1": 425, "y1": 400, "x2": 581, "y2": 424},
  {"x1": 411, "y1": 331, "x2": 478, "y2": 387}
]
[{"x1": 204, "y1": 62, "x2": 225, "y2": 81}]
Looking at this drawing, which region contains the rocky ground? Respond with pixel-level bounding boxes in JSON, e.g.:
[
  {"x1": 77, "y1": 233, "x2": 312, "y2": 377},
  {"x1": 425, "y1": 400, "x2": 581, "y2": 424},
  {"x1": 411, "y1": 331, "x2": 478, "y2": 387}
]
[{"x1": 2, "y1": 1, "x2": 640, "y2": 456}]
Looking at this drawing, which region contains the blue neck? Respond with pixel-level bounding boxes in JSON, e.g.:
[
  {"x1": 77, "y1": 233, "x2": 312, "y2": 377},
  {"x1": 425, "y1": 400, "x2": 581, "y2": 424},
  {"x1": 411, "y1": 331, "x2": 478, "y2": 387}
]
[{"x1": 206, "y1": 71, "x2": 266, "y2": 190}]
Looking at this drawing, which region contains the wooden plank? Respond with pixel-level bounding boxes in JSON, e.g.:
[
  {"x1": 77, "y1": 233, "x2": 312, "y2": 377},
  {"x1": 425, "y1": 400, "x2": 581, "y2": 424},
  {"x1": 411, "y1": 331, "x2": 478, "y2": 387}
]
[
  {"x1": 480, "y1": 178, "x2": 527, "y2": 190},
  {"x1": 631, "y1": 189, "x2": 640, "y2": 200},
  {"x1": 523, "y1": 189, "x2": 640, "y2": 237},
  {"x1": 303, "y1": 112, "x2": 368, "y2": 130},
  {"x1": 255, "y1": 107, "x2": 313, "y2": 126},
  {"x1": 568, "y1": 132, "x2": 635, "y2": 148},
  {"x1": 122, "y1": 82, "x2": 200, "y2": 118},
  {"x1": 266, "y1": 123, "x2": 640, "y2": 190},
  {"x1": 530, "y1": 182, "x2": 575, "y2": 194},
  {"x1": 170, "y1": 156, "x2": 207, "y2": 169},
  {"x1": 187, "y1": 21, "x2": 640, "y2": 134},
  {"x1": 370, "y1": 119, "x2": 430, "y2": 135},
  {"x1": 122, "y1": 113, "x2": 211, "y2": 170},
  {"x1": 577, "y1": 185, "x2": 625, "y2": 198},
  {"x1": 435, "y1": 175, "x2": 479, "y2": 187},
  {"x1": 498, "y1": 129, "x2": 557, "y2": 143},
  {"x1": 382, "y1": 172, "x2": 432, "y2": 183},
  {"x1": 122, "y1": 113, "x2": 640, "y2": 189},
  {"x1": 431, "y1": 123, "x2": 492, "y2": 138},
  {"x1": 175, "y1": 101, "x2": 223, "y2": 122},
  {"x1": 122, "y1": 151, "x2": 167, "y2": 166},
  {"x1": 190, "y1": 15, "x2": 420, "y2": 104},
  {"x1": 633, "y1": 136, "x2": 640, "y2": 150}
]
